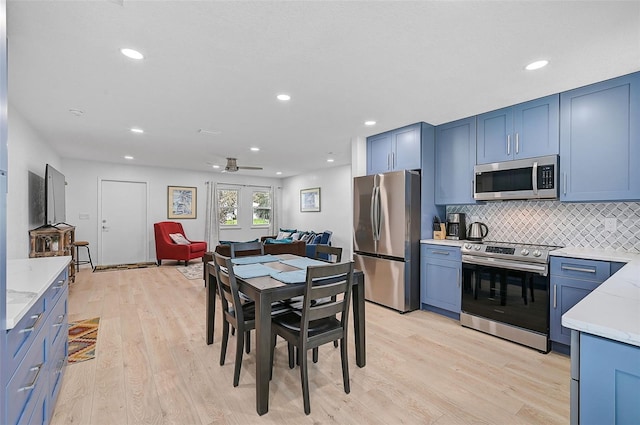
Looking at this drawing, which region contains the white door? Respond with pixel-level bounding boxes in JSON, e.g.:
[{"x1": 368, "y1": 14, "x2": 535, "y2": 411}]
[{"x1": 99, "y1": 179, "x2": 148, "y2": 265}]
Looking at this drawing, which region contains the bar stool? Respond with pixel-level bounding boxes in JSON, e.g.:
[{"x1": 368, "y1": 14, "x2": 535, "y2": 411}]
[{"x1": 73, "y1": 240, "x2": 94, "y2": 271}]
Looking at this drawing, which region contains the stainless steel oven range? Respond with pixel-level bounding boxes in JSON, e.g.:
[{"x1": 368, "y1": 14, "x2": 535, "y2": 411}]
[{"x1": 460, "y1": 241, "x2": 561, "y2": 353}]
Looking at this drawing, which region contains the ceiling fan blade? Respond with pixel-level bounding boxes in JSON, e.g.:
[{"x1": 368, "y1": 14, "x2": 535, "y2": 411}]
[{"x1": 238, "y1": 166, "x2": 263, "y2": 170}]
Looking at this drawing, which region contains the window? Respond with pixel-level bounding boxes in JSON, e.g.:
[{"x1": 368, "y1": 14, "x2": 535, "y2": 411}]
[
  {"x1": 218, "y1": 188, "x2": 238, "y2": 226},
  {"x1": 252, "y1": 190, "x2": 271, "y2": 226}
]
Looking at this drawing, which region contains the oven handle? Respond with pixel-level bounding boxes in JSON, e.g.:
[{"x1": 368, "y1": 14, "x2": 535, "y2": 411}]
[{"x1": 462, "y1": 254, "x2": 548, "y2": 276}]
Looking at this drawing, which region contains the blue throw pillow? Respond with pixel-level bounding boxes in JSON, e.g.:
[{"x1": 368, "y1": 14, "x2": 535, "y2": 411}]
[
  {"x1": 311, "y1": 234, "x2": 322, "y2": 245},
  {"x1": 264, "y1": 237, "x2": 293, "y2": 244}
]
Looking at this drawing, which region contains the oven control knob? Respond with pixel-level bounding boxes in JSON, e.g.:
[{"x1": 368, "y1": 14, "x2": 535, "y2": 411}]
[
  {"x1": 521, "y1": 249, "x2": 530, "y2": 256},
  {"x1": 474, "y1": 245, "x2": 482, "y2": 251},
  {"x1": 464, "y1": 243, "x2": 472, "y2": 250},
  {"x1": 533, "y1": 249, "x2": 542, "y2": 257}
]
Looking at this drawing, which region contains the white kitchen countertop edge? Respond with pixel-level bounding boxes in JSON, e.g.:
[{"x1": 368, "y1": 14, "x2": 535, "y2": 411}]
[
  {"x1": 556, "y1": 248, "x2": 640, "y2": 348},
  {"x1": 6, "y1": 256, "x2": 71, "y2": 329}
]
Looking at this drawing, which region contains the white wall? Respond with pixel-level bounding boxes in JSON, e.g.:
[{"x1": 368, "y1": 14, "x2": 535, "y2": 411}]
[
  {"x1": 63, "y1": 159, "x2": 283, "y2": 264},
  {"x1": 7, "y1": 107, "x2": 62, "y2": 259},
  {"x1": 281, "y1": 164, "x2": 353, "y2": 259}
]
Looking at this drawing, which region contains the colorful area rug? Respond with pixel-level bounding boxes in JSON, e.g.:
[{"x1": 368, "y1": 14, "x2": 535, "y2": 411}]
[
  {"x1": 94, "y1": 262, "x2": 157, "y2": 272},
  {"x1": 176, "y1": 262, "x2": 204, "y2": 280},
  {"x1": 68, "y1": 317, "x2": 100, "y2": 364}
]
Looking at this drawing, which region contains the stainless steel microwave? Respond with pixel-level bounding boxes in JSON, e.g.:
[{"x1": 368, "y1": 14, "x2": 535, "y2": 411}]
[{"x1": 474, "y1": 155, "x2": 559, "y2": 201}]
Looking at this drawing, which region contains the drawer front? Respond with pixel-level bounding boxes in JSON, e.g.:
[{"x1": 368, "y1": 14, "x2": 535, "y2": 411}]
[
  {"x1": 6, "y1": 297, "x2": 47, "y2": 377},
  {"x1": 6, "y1": 329, "x2": 47, "y2": 425},
  {"x1": 48, "y1": 289, "x2": 68, "y2": 351},
  {"x1": 422, "y1": 244, "x2": 462, "y2": 261},
  {"x1": 48, "y1": 325, "x2": 68, "y2": 411},
  {"x1": 550, "y1": 257, "x2": 611, "y2": 283},
  {"x1": 45, "y1": 269, "x2": 68, "y2": 310}
]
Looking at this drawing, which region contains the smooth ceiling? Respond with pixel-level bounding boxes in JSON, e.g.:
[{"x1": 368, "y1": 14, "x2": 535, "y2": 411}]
[{"x1": 7, "y1": 1, "x2": 640, "y2": 177}]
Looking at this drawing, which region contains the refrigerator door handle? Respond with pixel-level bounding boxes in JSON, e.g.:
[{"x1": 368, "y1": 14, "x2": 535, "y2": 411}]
[{"x1": 372, "y1": 186, "x2": 381, "y2": 242}]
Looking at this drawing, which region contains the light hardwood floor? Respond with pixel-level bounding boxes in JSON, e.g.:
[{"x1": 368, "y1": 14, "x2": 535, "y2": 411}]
[{"x1": 52, "y1": 264, "x2": 570, "y2": 424}]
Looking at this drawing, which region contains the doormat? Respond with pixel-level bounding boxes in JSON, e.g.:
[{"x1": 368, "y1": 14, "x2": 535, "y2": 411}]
[
  {"x1": 93, "y1": 262, "x2": 157, "y2": 272},
  {"x1": 177, "y1": 262, "x2": 204, "y2": 280},
  {"x1": 68, "y1": 317, "x2": 100, "y2": 364}
]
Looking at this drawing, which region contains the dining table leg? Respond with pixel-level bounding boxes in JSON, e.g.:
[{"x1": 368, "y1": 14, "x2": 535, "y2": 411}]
[
  {"x1": 254, "y1": 292, "x2": 273, "y2": 415},
  {"x1": 206, "y1": 268, "x2": 216, "y2": 345},
  {"x1": 353, "y1": 272, "x2": 366, "y2": 367}
]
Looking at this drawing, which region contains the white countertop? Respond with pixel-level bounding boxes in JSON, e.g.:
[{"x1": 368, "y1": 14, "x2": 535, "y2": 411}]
[
  {"x1": 557, "y1": 248, "x2": 640, "y2": 347},
  {"x1": 6, "y1": 257, "x2": 71, "y2": 330},
  {"x1": 420, "y1": 239, "x2": 466, "y2": 247}
]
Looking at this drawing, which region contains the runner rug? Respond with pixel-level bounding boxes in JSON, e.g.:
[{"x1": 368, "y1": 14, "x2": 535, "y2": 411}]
[
  {"x1": 176, "y1": 262, "x2": 204, "y2": 280},
  {"x1": 94, "y1": 262, "x2": 157, "y2": 272},
  {"x1": 68, "y1": 317, "x2": 100, "y2": 364}
]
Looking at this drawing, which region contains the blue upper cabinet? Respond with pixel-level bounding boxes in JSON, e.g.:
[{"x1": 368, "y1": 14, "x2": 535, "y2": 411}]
[
  {"x1": 560, "y1": 72, "x2": 640, "y2": 202},
  {"x1": 367, "y1": 123, "x2": 422, "y2": 174},
  {"x1": 435, "y1": 116, "x2": 477, "y2": 205},
  {"x1": 477, "y1": 94, "x2": 559, "y2": 164}
]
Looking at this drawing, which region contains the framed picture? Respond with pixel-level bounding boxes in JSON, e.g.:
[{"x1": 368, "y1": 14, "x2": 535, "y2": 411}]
[
  {"x1": 300, "y1": 187, "x2": 321, "y2": 212},
  {"x1": 168, "y1": 186, "x2": 197, "y2": 219}
]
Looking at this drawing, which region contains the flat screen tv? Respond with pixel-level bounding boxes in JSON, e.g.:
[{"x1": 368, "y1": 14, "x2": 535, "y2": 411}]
[{"x1": 45, "y1": 164, "x2": 66, "y2": 226}]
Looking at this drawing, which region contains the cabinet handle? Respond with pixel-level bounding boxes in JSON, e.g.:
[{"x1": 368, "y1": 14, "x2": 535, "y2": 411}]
[
  {"x1": 18, "y1": 364, "x2": 43, "y2": 392},
  {"x1": 431, "y1": 250, "x2": 450, "y2": 256},
  {"x1": 391, "y1": 152, "x2": 395, "y2": 168},
  {"x1": 553, "y1": 284, "x2": 557, "y2": 309},
  {"x1": 563, "y1": 173, "x2": 567, "y2": 195},
  {"x1": 387, "y1": 153, "x2": 391, "y2": 170},
  {"x1": 52, "y1": 314, "x2": 65, "y2": 327},
  {"x1": 561, "y1": 265, "x2": 597, "y2": 274},
  {"x1": 507, "y1": 134, "x2": 511, "y2": 155},
  {"x1": 53, "y1": 279, "x2": 66, "y2": 289},
  {"x1": 515, "y1": 133, "x2": 519, "y2": 154},
  {"x1": 19, "y1": 313, "x2": 43, "y2": 334},
  {"x1": 457, "y1": 269, "x2": 461, "y2": 288}
]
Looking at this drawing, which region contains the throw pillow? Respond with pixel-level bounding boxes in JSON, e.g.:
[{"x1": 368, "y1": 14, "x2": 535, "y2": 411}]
[
  {"x1": 264, "y1": 237, "x2": 293, "y2": 244},
  {"x1": 276, "y1": 231, "x2": 292, "y2": 239},
  {"x1": 169, "y1": 233, "x2": 191, "y2": 245},
  {"x1": 290, "y1": 232, "x2": 301, "y2": 240}
]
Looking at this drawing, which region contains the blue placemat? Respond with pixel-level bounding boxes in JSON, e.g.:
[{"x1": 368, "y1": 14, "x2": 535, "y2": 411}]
[
  {"x1": 231, "y1": 255, "x2": 278, "y2": 265},
  {"x1": 269, "y1": 269, "x2": 307, "y2": 284},
  {"x1": 233, "y1": 263, "x2": 277, "y2": 279},
  {"x1": 279, "y1": 257, "x2": 327, "y2": 269}
]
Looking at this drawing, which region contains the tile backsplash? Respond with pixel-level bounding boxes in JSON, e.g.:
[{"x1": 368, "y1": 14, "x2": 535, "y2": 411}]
[{"x1": 447, "y1": 201, "x2": 640, "y2": 253}]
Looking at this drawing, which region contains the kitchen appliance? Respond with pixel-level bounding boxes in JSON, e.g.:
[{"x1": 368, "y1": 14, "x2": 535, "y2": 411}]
[
  {"x1": 467, "y1": 222, "x2": 489, "y2": 242},
  {"x1": 445, "y1": 213, "x2": 466, "y2": 240},
  {"x1": 474, "y1": 154, "x2": 559, "y2": 201},
  {"x1": 460, "y1": 240, "x2": 561, "y2": 352},
  {"x1": 353, "y1": 170, "x2": 420, "y2": 312}
]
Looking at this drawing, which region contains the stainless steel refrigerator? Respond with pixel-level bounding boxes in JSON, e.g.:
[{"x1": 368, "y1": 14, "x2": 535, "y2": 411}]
[{"x1": 353, "y1": 170, "x2": 420, "y2": 312}]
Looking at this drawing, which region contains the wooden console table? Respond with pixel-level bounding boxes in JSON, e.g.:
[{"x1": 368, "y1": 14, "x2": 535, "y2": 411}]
[{"x1": 29, "y1": 225, "x2": 76, "y2": 282}]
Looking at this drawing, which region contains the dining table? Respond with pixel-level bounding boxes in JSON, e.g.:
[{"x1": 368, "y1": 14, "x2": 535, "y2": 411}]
[{"x1": 205, "y1": 253, "x2": 366, "y2": 415}]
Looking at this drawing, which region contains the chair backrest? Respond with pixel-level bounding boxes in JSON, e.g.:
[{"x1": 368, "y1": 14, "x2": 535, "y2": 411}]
[
  {"x1": 212, "y1": 252, "x2": 244, "y2": 326},
  {"x1": 300, "y1": 262, "x2": 354, "y2": 345},
  {"x1": 230, "y1": 241, "x2": 264, "y2": 258},
  {"x1": 154, "y1": 221, "x2": 186, "y2": 242},
  {"x1": 314, "y1": 245, "x2": 342, "y2": 263}
]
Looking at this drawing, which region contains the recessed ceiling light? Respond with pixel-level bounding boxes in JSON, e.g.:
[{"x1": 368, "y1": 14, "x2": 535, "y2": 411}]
[
  {"x1": 69, "y1": 109, "x2": 84, "y2": 117},
  {"x1": 124, "y1": 155, "x2": 134, "y2": 160},
  {"x1": 250, "y1": 147, "x2": 260, "y2": 152},
  {"x1": 277, "y1": 94, "x2": 291, "y2": 101},
  {"x1": 130, "y1": 128, "x2": 144, "y2": 134},
  {"x1": 121, "y1": 48, "x2": 144, "y2": 60},
  {"x1": 327, "y1": 158, "x2": 335, "y2": 163},
  {"x1": 525, "y1": 60, "x2": 549, "y2": 71},
  {"x1": 364, "y1": 120, "x2": 376, "y2": 126},
  {"x1": 276, "y1": 171, "x2": 282, "y2": 175},
  {"x1": 212, "y1": 165, "x2": 220, "y2": 169}
]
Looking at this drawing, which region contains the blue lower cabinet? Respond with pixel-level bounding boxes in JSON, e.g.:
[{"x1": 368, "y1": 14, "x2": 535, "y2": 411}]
[
  {"x1": 580, "y1": 333, "x2": 640, "y2": 424},
  {"x1": 420, "y1": 244, "x2": 462, "y2": 317},
  {"x1": 550, "y1": 276, "x2": 599, "y2": 346}
]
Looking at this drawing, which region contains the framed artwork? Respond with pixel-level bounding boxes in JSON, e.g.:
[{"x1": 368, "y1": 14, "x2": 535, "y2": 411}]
[
  {"x1": 168, "y1": 186, "x2": 197, "y2": 219},
  {"x1": 300, "y1": 187, "x2": 321, "y2": 212}
]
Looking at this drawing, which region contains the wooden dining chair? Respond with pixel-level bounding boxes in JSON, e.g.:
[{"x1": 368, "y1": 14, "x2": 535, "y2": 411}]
[
  {"x1": 314, "y1": 244, "x2": 342, "y2": 263},
  {"x1": 270, "y1": 261, "x2": 354, "y2": 415},
  {"x1": 229, "y1": 241, "x2": 264, "y2": 258}
]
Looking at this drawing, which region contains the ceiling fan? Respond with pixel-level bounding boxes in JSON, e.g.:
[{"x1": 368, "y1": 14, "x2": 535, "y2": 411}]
[{"x1": 224, "y1": 157, "x2": 263, "y2": 172}]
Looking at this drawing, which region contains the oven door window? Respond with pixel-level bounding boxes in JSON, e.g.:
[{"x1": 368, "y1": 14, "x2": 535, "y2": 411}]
[{"x1": 461, "y1": 263, "x2": 549, "y2": 333}]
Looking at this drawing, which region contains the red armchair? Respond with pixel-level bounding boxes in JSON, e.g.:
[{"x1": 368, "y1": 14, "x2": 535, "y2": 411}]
[{"x1": 153, "y1": 221, "x2": 207, "y2": 265}]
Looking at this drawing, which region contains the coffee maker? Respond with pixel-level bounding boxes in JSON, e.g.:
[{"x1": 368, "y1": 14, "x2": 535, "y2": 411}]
[{"x1": 446, "y1": 213, "x2": 466, "y2": 240}]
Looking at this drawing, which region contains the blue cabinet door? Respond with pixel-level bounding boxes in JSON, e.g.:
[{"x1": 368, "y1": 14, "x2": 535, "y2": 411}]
[
  {"x1": 580, "y1": 333, "x2": 640, "y2": 425},
  {"x1": 550, "y1": 276, "x2": 599, "y2": 346},
  {"x1": 393, "y1": 124, "x2": 421, "y2": 171},
  {"x1": 477, "y1": 107, "x2": 511, "y2": 164},
  {"x1": 367, "y1": 132, "x2": 392, "y2": 175},
  {"x1": 477, "y1": 95, "x2": 559, "y2": 164},
  {"x1": 512, "y1": 94, "x2": 559, "y2": 159},
  {"x1": 420, "y1": 245, "x2": 462, "y2": 314},
  {"x1": 560, "y1": 72, "x2": 640, "y2": 201},
  {"x1": 435, "y1": 117, "x2": 477, "y2": 205}
]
